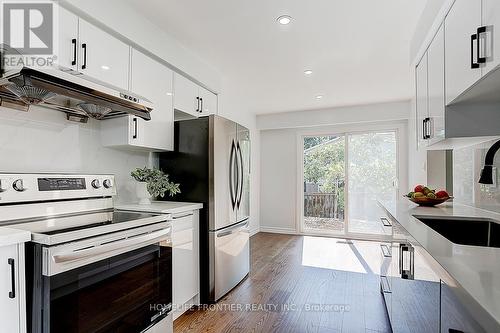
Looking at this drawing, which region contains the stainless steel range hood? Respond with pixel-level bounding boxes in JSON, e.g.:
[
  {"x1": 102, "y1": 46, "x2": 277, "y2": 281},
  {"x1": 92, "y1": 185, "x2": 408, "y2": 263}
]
[{"x1": 0, "y1": 66, "x2": 153, "y2": 120}]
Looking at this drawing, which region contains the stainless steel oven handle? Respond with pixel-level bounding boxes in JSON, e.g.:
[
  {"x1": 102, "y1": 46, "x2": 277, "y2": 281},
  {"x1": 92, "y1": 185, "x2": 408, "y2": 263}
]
[{"x1": 52, "y1": 228, "x2": 171, "y2": 264}]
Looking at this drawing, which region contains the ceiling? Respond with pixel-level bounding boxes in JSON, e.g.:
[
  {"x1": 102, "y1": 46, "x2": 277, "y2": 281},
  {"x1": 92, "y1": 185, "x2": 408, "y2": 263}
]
[{"x1": 123, "y1": 0, "x2": 427, "y2": 115}]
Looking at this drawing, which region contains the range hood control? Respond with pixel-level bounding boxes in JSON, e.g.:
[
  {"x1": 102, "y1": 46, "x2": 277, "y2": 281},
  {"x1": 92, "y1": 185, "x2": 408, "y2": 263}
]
[{"x1": 91, "y1": 179, "x2": 101, "y2": 189}]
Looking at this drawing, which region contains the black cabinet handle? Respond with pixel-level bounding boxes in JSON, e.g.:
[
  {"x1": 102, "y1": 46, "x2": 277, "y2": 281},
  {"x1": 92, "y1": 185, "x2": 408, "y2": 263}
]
[
  {"x1": 477, "y1": 26, "x2": 487, "y2": 64},
  {"x1": 471, "y1": 34, "x2": 480, "y2": 69},
  {"x1": 422, "y1": 119, "x2": 427, "y2": 140},
  {"x1": 71, "y1": 38, "x2": 77, "y2": 66},
  {"x1": 200, "y1": 98, "x2": 204, "y2": 113},
  {"x1": 8, "y1": 258, "x2": 15, "y2": 299},
  {"x1": 132, "y1": 118, "x2": 138, "y2": 139},
  {"x1": 82, "y1": 43, "x2": 87, "y2": 70},
  {"x1": 196, "y1": 97, "x2": 200, "y2": 112},
  {"x1": 400, "y1": 243, "x2": 414, "y2": 280},
  {"x1": 425, "y1": 117, "x2": 432, "y2": 139}
]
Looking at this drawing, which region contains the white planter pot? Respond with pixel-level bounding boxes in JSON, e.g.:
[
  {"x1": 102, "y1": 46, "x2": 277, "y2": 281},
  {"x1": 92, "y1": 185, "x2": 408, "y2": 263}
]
[{"x1": 135, "y1": 181, "x2": 152, "y2": 205}]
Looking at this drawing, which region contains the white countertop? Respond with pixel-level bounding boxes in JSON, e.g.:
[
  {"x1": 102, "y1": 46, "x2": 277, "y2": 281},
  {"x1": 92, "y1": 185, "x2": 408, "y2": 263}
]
[
  {"x1": 380, "y1": 200, "x2": 500, "y2": 331},
  {"x1": 115, "y1": 201, "x2": 203, "y2": 215},
  {"x1": 0, "y1": 227, "x2": 31, "y2": 247}
]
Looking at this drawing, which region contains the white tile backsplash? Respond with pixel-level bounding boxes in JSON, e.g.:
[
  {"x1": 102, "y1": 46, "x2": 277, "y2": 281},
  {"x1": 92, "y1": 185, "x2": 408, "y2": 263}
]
[
  {"x1": 0, "y1": 105, "x2": 155, "y2": 204},
  {"x1": 453, "y1": 138, "x2": 500, "y2": 208}
]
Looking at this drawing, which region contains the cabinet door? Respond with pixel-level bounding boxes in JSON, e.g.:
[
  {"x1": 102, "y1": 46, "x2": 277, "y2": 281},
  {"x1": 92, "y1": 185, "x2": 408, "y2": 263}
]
[
  {"x1": 440, "y1": 279, "x2": 486, "y2": 333},
  {"x1": 198, "y1": 87, "x2": 217, "y2": 116},
  {"x1": 56, "y1": 6, "x2": 78, "y2": 70},
  {"x1": 416, "y1": 54, "x2": 428, "y2": 149},
  {"x1": 78, "y1": 19, "x2": 130, "y2": 90},
  {"x1": 427, "y1": 24, "x2": 445, "y2": 145},
  {"x1": 391, "y1": 242, "x2": 441, "y2": 333},
  {"x1": 174, "y1": 74, "x2": 199, "y2": 116},
  {"x1": 445, "y1": 0, "x2": 482, "y2": 104},
  {"x1": 172, "y1": 212, "x2": 199, "y2": 311},
  {"x1": 130, "y1": 49, "x2": 174, "y2": 151},
  {"x1": 0, "y1": 245, "x2": 20, "y2": 333},
  {"x1": 482, "y1": 0, "x2": 500, "y2": 75}
]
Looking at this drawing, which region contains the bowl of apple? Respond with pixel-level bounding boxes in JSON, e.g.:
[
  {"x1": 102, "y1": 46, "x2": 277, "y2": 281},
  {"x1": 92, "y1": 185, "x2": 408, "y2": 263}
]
[{"x1": 405, "y1": 185, "x2": 452, "y2": 207}]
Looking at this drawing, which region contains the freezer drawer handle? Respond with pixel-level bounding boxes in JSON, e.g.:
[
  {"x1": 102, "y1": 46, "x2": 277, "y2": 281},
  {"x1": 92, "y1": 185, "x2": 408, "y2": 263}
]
[{"x1": 217, "y1": 218, "x2": 250, "y2": 238}]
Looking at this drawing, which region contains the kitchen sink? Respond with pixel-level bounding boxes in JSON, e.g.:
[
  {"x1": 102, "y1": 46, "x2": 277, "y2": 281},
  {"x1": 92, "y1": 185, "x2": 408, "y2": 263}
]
[{"x1": 415, "y1": 216, "x2": 500, "y2": 248}]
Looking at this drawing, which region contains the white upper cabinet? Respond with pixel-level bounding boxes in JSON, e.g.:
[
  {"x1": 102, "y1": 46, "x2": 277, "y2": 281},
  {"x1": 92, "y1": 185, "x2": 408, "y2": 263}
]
[
  {"x1": 482, "y1": 0, "x2": 500, "y2": 75},
  {"x1": 174, "y1": 73, "x2": 218, "y2": 117},
  {"x1": 78, "y1": 19, "x2": 130, "y2": 90},
  {"x1": 416, "y1": 54, "x2": 428, "y2": 149},
  {"x1": 198, "y1": 87, "x2": 218, "y2": 116},
  {"x1": 445, "y1": 0, "x2": 482, "y2": 104},
  {"x1": 56, "y1": 6, "x2": 79, "y2": 71},
  {"x1": 130, "y1": 49, "x2": 174, "y2": 151},
  {"x1": 101, "y1": 49, "x2": 174, "y2": 151},
  {"x1": 427, "y1": 24, "x2": 446, "y2": 145},
  {"x1": 174, "y1": 73, "x2": 199, "y2": 117}
]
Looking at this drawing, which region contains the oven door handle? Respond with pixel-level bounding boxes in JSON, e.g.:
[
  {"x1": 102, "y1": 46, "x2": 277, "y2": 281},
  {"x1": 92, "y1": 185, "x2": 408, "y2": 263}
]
[{"x1": 52, "y1": 227, "x2": 171, "y2": 264}]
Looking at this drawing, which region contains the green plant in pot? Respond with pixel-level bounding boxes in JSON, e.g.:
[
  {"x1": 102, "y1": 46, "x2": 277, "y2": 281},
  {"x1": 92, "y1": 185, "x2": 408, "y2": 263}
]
[{"x1": 131, "y1": 167, "x2": 180, "y2": 205}]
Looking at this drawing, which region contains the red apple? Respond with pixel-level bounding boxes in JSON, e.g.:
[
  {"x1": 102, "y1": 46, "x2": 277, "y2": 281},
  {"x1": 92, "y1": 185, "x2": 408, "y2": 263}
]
[
  {"x1": 414, "y1": 185, "x2": 425, "y2": 193},
  {"x1": 436, "y1": 190, "x2": 449, "y2": 198}
]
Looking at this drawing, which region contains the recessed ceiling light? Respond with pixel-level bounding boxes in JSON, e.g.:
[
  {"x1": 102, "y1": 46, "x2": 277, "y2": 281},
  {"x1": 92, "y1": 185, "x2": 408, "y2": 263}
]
[
  {"x1": 101, "y1": 65, "x2": 110, "y2": 70},
  {"x1": 277, "y1": 15, "x2": 292, "y2": 25},
  {"x1": 166, "y1": 92, "x2": 173, "y2": 96},
  {"x1": 315, "y1": 95, "x2": 323, "y2": 99},
  {"x1": 304, "y1": 70, "x2": 313, "y2": 76}
]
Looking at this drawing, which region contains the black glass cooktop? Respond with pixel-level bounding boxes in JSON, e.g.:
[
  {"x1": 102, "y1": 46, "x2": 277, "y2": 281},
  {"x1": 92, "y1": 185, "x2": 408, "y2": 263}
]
[{"x1": 12, "y1": 210, "x2": 160, "y2": 236}]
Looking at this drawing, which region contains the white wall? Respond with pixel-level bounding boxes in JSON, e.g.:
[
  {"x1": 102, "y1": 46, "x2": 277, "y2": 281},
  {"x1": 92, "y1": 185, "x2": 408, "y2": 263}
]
[
  {"x1": 0, "y1": 106, "x2": 152, "y2": 204},
  {"x1": 258, "y1": 102, "x2": 410, "y2": 234}
]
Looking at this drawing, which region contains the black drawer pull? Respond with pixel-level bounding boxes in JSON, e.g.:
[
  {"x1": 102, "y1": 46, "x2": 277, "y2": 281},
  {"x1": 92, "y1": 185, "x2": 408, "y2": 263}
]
[{"x1": 8, "y1": 258, "x2": 15, "y2": 299}]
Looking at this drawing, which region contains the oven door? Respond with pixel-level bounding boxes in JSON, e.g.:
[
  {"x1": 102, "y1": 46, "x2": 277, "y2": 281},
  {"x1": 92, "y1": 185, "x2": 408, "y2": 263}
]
[{"x1": 26, "y1": 223, "x2": 172, "y2": 333}]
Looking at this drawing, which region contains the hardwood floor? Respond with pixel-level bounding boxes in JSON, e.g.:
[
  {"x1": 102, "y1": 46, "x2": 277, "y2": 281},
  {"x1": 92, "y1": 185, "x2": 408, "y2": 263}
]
[{"x1": 174, "y1": 233, "x2": 391, "y2": 333}]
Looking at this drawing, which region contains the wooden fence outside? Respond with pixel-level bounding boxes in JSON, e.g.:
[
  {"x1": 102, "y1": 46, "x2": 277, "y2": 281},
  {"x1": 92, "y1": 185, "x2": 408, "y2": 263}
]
[{"x1": 304, "y1": 193, "x2": 344, "y2": 219}]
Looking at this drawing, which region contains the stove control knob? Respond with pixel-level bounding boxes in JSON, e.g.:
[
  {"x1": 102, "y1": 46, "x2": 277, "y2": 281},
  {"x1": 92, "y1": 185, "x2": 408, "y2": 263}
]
[
  {"x1": 103, "y1": 179, "x2": 113, "y2": 189},
  {"x1": 91, "y1": 179, "x2": 101, "y2": 189},
  {"x1": 13, "y1": 179, "x2": 26, "y2": 192},
  {"x1": 0, "y1": 180, "x2": 7, "y2": 192}
]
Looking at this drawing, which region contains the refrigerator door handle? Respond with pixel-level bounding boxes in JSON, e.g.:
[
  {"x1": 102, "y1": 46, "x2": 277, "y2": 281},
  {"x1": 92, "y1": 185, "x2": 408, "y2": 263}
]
[
  {"x1": 229, "y1": 140, "x2": 237, "y2": 209},
  {"x1": 236, "y1": 142, "x2": 244, "y2": 208}
]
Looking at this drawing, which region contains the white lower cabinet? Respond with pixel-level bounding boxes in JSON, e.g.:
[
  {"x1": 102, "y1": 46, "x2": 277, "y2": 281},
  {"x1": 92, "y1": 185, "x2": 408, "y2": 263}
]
[
  {"x1": 172, "y1": 210, "x2": 200, "y2": 320},
  {"x1": 0, "y1": 244, "x2": 25, "y2": 333}
]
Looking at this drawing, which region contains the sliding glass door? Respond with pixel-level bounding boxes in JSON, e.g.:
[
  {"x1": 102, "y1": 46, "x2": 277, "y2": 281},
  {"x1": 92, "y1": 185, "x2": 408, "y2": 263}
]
[{"x1": 301, "y1": 131, "x2": 398, "y2": 239}]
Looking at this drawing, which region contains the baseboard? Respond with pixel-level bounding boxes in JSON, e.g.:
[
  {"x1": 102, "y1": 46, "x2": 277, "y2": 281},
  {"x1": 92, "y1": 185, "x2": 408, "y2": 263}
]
[
  {"x1": 249, "y1": 227, "x2": 260, "y2": 237},
  {"x1": 258, "y1": 226, "x2": 297, "y2": 235}
]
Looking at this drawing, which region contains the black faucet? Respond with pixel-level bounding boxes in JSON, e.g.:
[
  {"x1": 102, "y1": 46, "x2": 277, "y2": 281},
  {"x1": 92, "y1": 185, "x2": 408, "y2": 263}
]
[{"x1": 479, "y1": 139, "x2": 500, "y2": 184}]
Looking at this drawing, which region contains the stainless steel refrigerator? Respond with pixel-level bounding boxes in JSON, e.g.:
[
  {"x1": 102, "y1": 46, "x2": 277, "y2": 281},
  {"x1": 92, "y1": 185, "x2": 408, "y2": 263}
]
[{"x1": 159, "y1": 115, "x2": 250, "y2": 303}]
